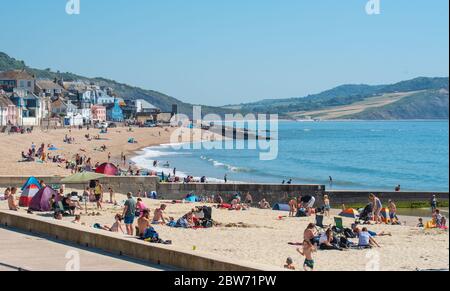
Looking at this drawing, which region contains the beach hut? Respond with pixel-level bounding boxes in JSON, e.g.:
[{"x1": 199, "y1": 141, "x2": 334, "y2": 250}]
[
  {"x1": 21, "y1": 176, "x2": 41, "y2": 191},
  {"x1": 272, "y1": 204, "x2": 290, "y2": 212},
  {"x1": 19, "y1": 184, "x2": 40, "y2": 207},
  {"x1": 379, "y1": 208, "x2": 391, "y2": 224},
  {"x1": 339, "y1": 208, "x2": 360, "y2": 218},
  {"x1": 95, "y1": 163, "x2": 119, "y2": 176},
  {"x1": 29, "y1": 186, "x2": 58, "y2": 212}
]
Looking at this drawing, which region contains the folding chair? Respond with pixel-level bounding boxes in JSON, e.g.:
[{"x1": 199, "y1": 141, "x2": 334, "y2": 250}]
[{"x1": 334, "y1": 217, "x2": 344, "y2": 230}]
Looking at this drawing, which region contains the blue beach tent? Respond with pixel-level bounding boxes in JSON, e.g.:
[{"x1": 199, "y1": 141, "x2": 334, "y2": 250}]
[
  {"x1": 21, "y1": 176, "x2": 42, "y2": 191},
  {"x1": 273, "y1": 204, "x2": 290, "y2": 212}
]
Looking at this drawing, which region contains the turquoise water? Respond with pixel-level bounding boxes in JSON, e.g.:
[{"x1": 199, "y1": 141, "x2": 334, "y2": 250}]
[{"x1": 133, "y1": 121, "x2": 449, "y2": 192}]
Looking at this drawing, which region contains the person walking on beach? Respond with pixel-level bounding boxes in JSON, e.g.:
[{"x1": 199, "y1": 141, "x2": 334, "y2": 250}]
[
  {"x1": 369, "y1": 193, "x2": 382, "y2": 224},
  {"x1": 224, "y1": 174, "x2": 228, "y2": 183},
  {"x1": 431, "y1": 195, "x2": 438, "y2": 212},
  {"x1": 108, "y1": 187, "x2": 116, "y2": 204},
  {"x1": 329, "y1": 176, "x2": 333, "y2": 189},
  {"x1": 288, "y1": 198, "x2": 297, "y2": 217},
  {"x1": 123, "y1": 192, "x2": 137, "y2": 236},
  {"x1": 323, "y1": 195, "x2": 331, "y2": 217},
  {"x1": 94, "y1": 180, "x2": 104, "y2": 209},
  {"x1": 297, "y1": 240, "x2": 316, "y2": 271}
]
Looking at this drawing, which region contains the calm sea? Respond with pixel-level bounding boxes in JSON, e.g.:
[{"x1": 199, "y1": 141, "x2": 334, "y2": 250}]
[{"x1": 132, "y1": 121, "x2": 449, "y2": 192}]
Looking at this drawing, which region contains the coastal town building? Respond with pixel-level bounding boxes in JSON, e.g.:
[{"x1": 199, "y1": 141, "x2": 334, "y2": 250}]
[
  {"x1": 9, "y1": 90, "x2": 43, "y2": 126},
  {"x1": 91, "y1": 105, "x2": 107, "y2": 123},
  {"x1": 0, "y1": 92, "x2": 17, "y2": 126},
  {"x1": 35, "y1": 79, "x2": 65, "y2": 100},
  {"x1": 0, "y1": 70, "x2": 35, "y2": 93},
  {"x1": 0, "y1": 70, "x2": 153, "y2": 127}
]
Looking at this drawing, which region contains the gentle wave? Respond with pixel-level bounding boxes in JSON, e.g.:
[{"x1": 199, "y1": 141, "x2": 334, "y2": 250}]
[{"x1": 200, "y1": 155, "x2": 253, "y2": 173}]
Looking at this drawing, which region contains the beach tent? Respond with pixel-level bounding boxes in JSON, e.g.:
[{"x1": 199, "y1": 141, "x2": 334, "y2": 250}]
[
  {"x1": 19, "y1": 184, "x2": 41, "y2": 207},
  {"x1": 272, "y1": 204, "x2": 290, "y2": 212},
  {"x1": 339, "y1": 208, "x2": 360, "y2": 218},
  {"x1": 29, "y1": 186, "x2": 58, "y2": 212},
  {"x1": 185, "y1": 195, "x2": 198, "y2": 203},
  {"x1": 379, "y1": 208, "x2": 391, "y2": 223},
  {"x1": 95, "y1": 163, "x2": 119, "y2": 176},
  {"x1": 21, "y1": 176, "x2": 41, "y2": 191}
]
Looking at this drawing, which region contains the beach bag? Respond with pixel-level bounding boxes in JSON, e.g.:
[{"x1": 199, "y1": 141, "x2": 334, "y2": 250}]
[
  {"x1": 202, "y1": 219, "x2": 213, "y2": 228},
  {"x1": 296, "y1": 209, "x2": 307, "y2": 217},
  {"x1": 339, "y1": 237, "x2": 352, "y2": 249},
  {"x1": 344, "y1": 228, "x2": 356, "y2": 239}
]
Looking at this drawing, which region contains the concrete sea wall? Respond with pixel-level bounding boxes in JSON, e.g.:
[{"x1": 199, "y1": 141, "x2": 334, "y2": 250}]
[
  {"x1": 0, "y1": 176, "x2": 447, "y2": 205},
  {"x1": 0, "y1": 210, "x2": 280, "y2": 271}
]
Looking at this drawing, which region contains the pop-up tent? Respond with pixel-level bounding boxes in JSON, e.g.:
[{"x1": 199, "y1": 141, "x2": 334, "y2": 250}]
[
  {"x1": 95, "y1": 163, "x2": 119, "y2": 176},
  {"x1": 21, "y1": 176, "x2": 41, "y2": 191},
  {"x1": 339, "y1": 208, "x2": 360, "y2": 218},
  {"x1": 184, "y1": 194, "x2": 199, "y2": 203},
  {"x1": 29, "y1": 186, "x2": 59, "y2": 212},
  {"x1": 19, "y1": 184, "x2": 41, "y2": 207},
  {"x1": 272, "y1": 204, "x2": 290, "y2": 211}
]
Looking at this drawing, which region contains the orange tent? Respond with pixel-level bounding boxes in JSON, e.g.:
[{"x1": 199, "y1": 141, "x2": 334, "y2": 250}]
[{"x1": 339, "y1": 208, "x2": 359, "y2": 218}]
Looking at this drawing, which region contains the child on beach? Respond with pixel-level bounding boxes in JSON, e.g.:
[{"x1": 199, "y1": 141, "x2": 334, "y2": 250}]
[
  {"x1": 108, "y1": 187, "x2": 116, "y2": 204},
  {"x1": 8, "y1": 187, "x2": 19, "y2": 211},
  {"x1": 284, "y1": 257, "x2": 296, "y2": 270},
  {"x1": 288, "y1": 198, "x2": 297, "y2": 217},
  {"x1": 297, "y1": 240, "x2": 316, "y2": 271},
  {"x1": 417, "y1": 218, "x2": 424, "y2": 228}
]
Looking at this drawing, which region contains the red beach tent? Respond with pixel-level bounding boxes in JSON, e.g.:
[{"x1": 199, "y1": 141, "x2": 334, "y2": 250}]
[
  {"x1": 19, "y1": 184, "x2": 41, "y2": 207},
  {"x1": 95, "y1": 163, "x2": 119, "y2": 176}
]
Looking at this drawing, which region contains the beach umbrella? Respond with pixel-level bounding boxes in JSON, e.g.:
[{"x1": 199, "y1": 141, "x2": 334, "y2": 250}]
[
  {"x1": 339, "y1": 208, "x2": 360, "y2": 218},
  {"x1": 61, "y1": 172, "x2": 107, "y2": 184},
  {"x1": 95, "y1": 163, "x2": 119, "y2": 176}
]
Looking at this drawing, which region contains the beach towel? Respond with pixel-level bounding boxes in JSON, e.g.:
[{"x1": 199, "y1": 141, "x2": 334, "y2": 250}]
[
  {"x1": 219, "y1": 203, "x2": 232, "y2": 209},
  {"x1": 143, "y1": 227, "x2": 159, "y2": 240}
]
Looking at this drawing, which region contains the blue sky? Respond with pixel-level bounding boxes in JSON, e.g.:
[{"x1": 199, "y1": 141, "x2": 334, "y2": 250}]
[{"x1": 1, "y1": 0, "x2": 448, "y2": 105}]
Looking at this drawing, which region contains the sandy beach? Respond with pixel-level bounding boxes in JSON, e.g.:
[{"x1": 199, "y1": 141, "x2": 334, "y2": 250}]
[
  {"x1": 0, "y1": 127, "x2": 448, "y2": 271},
  {"x1": 0, "y1": 126, "x2": 220, "y2": 176},
  {"x1": 1, "y1": 191, "x2": 448, "y2": 271}
]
